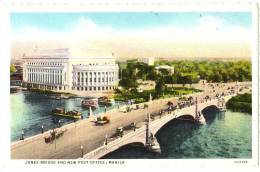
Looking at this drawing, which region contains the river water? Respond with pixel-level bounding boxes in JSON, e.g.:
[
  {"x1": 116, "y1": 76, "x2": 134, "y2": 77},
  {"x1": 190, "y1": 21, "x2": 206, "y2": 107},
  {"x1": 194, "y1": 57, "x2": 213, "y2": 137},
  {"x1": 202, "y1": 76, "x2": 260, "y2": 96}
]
[
  {"x1": 11, "y1": 91, "x2": 251, "y2": 158},
  {"x1": 11, "y1": 91, "x2": 123, "y2": 142},
  {"x1": 102, "y1": 109, "x2": 252, "y2": 159}
]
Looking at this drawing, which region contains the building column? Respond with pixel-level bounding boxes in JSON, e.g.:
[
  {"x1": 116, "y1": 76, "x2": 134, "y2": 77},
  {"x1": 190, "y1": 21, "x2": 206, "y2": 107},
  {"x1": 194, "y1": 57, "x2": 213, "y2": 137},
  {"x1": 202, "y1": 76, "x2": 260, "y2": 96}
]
[
  {"x1": 54, "y1": 70, "x2": 56, "y2": 85},
  {"x1": 59, "y1": 70, "x2": 62, "y2": 85}
]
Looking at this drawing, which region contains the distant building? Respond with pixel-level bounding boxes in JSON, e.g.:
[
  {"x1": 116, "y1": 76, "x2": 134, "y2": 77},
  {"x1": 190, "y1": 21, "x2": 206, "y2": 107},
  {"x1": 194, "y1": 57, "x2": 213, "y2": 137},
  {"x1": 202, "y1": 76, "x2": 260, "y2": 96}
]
[
  {"x1": 155, "y1": 65, "x2": 174, "y2": 74},
  {"x1": 138, "y1": 57, "x2": 154, "y2": 66},
  {"x1": 22, "y1": 48, "x2": 119, "y2": 95}
]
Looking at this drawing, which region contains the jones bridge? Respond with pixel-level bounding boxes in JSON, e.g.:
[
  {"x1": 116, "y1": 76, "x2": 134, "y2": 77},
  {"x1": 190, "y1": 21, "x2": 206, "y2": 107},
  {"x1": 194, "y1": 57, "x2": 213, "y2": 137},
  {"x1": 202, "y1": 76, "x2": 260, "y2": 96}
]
[{"x1": 83, "y1": 95, "x2": 231, "y2": 159}]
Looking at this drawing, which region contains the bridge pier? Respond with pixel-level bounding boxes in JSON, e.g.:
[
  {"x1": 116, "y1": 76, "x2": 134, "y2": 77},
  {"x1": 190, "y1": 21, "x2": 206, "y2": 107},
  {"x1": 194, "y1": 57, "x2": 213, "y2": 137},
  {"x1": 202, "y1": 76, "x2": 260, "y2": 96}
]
[
  {"x1": 146, "y1": 133, "x2": 161, "y2": 154},
  {"x1": 194, "y1": 97, "x2": 206, "y2": 125},
  {"x1": 217, "y1": 98, "x2": 226, "y2": 112},
  {"x1": 194, "y1": 111, "x2": 206, "y2": 124},
  {"x1": 145, "y1": 113, "x2": 161, "y2": 154}
]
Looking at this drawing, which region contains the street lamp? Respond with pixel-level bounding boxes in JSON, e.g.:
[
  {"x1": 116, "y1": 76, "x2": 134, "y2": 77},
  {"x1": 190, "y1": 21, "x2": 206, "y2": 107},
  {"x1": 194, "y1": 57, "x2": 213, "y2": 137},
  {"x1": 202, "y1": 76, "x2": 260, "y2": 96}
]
[
  {"x1": 41, "y1": 124, "x2": 44, "y2": 134},
  {"x1": 105, "y1": 134, "x2": 108, "y2": 145},
  {"x1": 20, "y1": 129, "x2": 24, "y2": 140},
  {"x1": 58, "y1": 119, "x2": 61, "y2": 128},
  {"x1": 81, "y1": 145, "x2": 84, "y2": 158}
]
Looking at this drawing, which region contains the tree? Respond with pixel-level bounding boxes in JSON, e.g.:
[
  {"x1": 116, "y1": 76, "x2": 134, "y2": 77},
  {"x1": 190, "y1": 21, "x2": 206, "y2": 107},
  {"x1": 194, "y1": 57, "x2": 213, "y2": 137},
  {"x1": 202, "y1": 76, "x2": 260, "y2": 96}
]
[
  {"x1": 119, "y1": 78, "x2": 138, "y2": 90},
  {"x1": 155, "y1": 78, "x2": 166, "y2": 96},
  {"x1": 10, "y1": 65, "x2": 16, "y2": 74}
]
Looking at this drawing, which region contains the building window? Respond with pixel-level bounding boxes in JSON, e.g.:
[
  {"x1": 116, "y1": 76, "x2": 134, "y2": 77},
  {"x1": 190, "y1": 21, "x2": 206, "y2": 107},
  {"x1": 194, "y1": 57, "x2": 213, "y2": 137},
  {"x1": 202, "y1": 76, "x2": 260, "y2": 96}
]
[
  {"x1": 98, "y1": 87, "x2": 100, "y2": 90},
  {"x1": 90, "y1": 87, "x2": 92, "y2": 91},
  {"x1": 77, "y1": 87, "x2": 79, "y2": 91},
  {"x1": 94, "y1": 87, "x2": 96, "y2": 91},
  {"x1": 85, "y1": 87, "x2": 87, "y2": 91},
  {"x1": 94, "y1": 78, "x2": 96, "y2": 82}
]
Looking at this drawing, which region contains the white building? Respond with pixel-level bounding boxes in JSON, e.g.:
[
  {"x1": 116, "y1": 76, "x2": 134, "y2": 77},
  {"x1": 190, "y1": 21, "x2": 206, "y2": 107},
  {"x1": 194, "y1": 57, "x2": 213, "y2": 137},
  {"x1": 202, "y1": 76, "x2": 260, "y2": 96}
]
[
  {"x1": 22, "y1": 48, "x2": 119, "y2": 95},
  {"x1": 138, "y1": 57, "x2": 154, "y2": 66}
]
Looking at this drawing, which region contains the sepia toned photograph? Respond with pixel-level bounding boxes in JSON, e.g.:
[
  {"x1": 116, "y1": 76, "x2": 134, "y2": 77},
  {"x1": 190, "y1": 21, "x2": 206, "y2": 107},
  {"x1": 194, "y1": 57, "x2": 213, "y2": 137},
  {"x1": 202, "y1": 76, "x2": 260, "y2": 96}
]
[{"x1": 9, "y1": 10, "x2": 255, "y2": 160}]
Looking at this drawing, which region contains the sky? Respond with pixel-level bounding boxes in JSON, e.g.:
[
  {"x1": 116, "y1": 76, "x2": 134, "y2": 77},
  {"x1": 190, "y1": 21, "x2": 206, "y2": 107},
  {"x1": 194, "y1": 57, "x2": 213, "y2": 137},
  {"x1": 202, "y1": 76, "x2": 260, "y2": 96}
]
[{"x1": 11, "y1": 12, "x2": 252, "y2": 59}]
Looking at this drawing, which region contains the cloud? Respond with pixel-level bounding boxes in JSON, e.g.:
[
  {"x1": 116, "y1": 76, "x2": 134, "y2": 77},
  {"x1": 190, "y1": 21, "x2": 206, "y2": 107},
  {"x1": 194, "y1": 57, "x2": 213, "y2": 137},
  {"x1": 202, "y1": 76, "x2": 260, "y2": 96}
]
[{"x1": 11, "y1": 16, "x2": 251, "y2": 59}]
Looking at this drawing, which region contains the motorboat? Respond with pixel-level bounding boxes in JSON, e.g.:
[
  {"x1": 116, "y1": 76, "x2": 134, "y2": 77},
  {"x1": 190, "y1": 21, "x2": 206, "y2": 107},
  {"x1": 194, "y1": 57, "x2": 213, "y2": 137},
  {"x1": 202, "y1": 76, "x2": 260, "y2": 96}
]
[
  {"x1": 81, "y1": 97, "x2": 99, "y2": 109},
  {"x1": 98, "y1": 96, "x2": 114, "y2": 106},
  {"x1": 52, "y1": 108, "x2": 82, "y2": 119}
]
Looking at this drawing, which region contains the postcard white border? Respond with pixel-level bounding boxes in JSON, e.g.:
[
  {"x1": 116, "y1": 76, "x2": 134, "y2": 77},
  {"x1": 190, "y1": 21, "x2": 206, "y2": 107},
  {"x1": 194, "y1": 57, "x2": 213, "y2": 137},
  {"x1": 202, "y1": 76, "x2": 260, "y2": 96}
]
[{"x1": 0, "y1": 0, "x2": 259, "y2": 170}]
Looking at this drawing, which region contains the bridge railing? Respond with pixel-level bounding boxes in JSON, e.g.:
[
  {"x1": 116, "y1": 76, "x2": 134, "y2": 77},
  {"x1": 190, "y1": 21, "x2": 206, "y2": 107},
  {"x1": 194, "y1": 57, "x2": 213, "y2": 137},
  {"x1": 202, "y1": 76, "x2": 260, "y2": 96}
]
[{"x1": 83, "y1": 125, "x2": 146, "y2": 159}]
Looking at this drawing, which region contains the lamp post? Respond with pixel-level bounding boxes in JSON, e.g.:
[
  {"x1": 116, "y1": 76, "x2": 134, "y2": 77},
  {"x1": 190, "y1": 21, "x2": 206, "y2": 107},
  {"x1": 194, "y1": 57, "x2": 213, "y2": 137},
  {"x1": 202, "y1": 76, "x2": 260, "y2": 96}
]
[
  {"x1": 81, "y1": 145, "x2": 84, "y2": 158},
  {"x1": 41, "y1": 124, "x2": 44, "y2": 134},
  {"x1": 105, "y1": 134, "x2": 108, "y2": 145},
  {"x1": 58, "y1": 119, "x2": 61, "y2": 128},
  {"x1": 20, "y1": 129, "x2": 24, "y2": 140}
]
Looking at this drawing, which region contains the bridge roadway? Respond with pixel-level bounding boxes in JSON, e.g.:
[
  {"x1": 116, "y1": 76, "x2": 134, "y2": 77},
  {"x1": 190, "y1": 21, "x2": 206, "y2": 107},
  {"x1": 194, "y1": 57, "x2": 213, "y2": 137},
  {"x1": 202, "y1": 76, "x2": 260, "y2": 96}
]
[{"x1": 10, "y1": 82, "x2": 251, "y2": 159}]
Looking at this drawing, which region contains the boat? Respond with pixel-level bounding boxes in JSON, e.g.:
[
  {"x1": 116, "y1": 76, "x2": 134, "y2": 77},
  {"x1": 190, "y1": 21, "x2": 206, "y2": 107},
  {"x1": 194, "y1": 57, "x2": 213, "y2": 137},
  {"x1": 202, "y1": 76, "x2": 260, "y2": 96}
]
[
  {"x1": 98, "y1": 96, "x2": 114, "y2": 106},
  {"x1": 81, "y1": 97, "x2": 99, "y2": 109},
  {"x1": 52, "y1": 108, "x2": 82, "y2": 119}
]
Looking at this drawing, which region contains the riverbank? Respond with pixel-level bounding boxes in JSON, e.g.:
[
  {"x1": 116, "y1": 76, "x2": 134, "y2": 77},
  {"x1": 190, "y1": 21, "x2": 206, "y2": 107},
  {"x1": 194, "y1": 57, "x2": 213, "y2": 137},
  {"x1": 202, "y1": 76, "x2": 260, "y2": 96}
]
[
  {"x1": 28, "y1": 88, "x2": 77, "y2": 98},
  {"x1": 226, "y1": 93, "x2": 252, "y2": 114}
]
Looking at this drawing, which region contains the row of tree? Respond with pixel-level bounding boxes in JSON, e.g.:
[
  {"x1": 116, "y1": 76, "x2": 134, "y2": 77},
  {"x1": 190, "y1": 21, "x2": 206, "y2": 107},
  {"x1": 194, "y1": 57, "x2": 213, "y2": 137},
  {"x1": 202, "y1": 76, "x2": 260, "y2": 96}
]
[
  {"x1": 156, "y1": 60, "x2": 252, "y2": 83},
  {"x1": 118, "y1": 59, "x2": 252, "y2": 95}
]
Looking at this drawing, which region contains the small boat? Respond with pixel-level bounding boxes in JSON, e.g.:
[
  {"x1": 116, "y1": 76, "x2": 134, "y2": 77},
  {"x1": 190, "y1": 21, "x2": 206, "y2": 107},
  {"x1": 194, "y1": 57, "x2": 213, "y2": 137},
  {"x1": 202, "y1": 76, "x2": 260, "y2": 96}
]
[
  {"x1": 98, "y1": 96, "x2": 114, "y2": 106},
  {"x1": 52, "y1": 108, "x2": 82, "y2": 119},
  {"x1": 81, "y1": 97, "x2": 99, "y2": 109}
]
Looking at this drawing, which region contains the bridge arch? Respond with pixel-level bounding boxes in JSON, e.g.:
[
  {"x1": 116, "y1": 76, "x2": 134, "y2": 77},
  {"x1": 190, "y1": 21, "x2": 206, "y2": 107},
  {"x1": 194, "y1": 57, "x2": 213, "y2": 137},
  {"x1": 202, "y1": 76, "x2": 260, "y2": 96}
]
[
  {"x1": 100, "y1": 142, "x2": 145, "y2": 159},
  {"x1": 151, "y1": 113, "x2": 195, "y2": 135},
  {"x1": 201, "y1": 105, "x2": 219, "y2": 121},
  {"x1": 176, "y1": 114, "x2": 195, "y2": 121}
]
